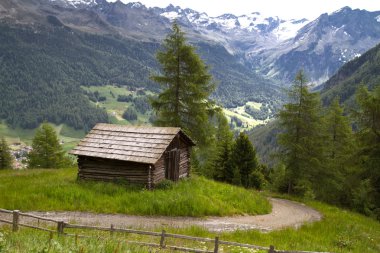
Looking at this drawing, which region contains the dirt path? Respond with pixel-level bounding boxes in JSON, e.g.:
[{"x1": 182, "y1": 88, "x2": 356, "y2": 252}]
[{"x1": 21, "y1": 198, "x2": 321, "y2": 232}]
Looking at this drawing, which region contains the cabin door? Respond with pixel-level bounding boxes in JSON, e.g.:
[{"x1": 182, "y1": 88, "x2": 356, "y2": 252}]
[{"x1": 165, "y1": 149, "x2": 180, "y2": 181}]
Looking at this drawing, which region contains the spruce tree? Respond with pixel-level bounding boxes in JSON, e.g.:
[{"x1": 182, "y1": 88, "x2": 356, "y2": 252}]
[
  {"x1": 230, "y1": 132, "x2": 260, "y2": 188},
  {"x1": 323, "y1": 98, "x2": 355, "y2": 203},
  {"x1": 354, "y1": 85, "x2": 380, "y2": 217},
  {"x1": 211, "y1": 112, "x2": 234, "y2": 182},
  {"x1": 0, "y1": 137, "x2": 13, "y2": 169},
  {"x1": 278, "y1": 70, "x2": 324, "y2": 195},
  {"x1": 150, "y1": 23, "x2": 215, "y2": 146},
  {"x1": 27, "y1": 123, "x2": 66, "y2": 169}
]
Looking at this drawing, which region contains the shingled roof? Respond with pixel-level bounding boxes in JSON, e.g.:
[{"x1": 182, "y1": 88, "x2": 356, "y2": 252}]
[{"x1": 70, "y1": 123, "x2": 195, "y2": 164}]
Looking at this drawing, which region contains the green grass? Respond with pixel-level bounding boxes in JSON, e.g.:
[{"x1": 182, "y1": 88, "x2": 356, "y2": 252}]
[
  {"x1": 0, "y1": 122, "x2": 83, "y2": 151},
  {"x1": 82, "y1": 85, "x2": 154, "y2": 125},
  {"x1": 166, "y1": 201, "x2": 380, "y2": 253},
  {"x1": 0, "y1": 168, "x2": 270, "y2": 217},
  {"x1": 0, "y1": 229, "x2": 153, "y2": 253},
  {"x1": 1, "y1": 202, "x2": 379, "y2": 253},
  {"x1": 0, "y1": 227, "x2": 261, "y2": 253},
  {"x1": 0, "y1": 169, "x2": 379, "y2": 252}
]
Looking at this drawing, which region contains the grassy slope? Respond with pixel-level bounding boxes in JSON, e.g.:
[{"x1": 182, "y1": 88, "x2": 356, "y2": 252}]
[
  {"x1": 0, "y1": 168, "x2": 270, "y2": 217},
  {"x1": 0, "y1": 170, "x2": 379, "y2": 252},
  {"x1": 168, "y1": 201, "x2": 380, "y2": 253},
  {"x1": 0, "y1": 201, "x2": 379, "y2": 253},
  {"x1": 0, "y1": 123, "x2": 85, "y2": 151},
  {"x1": 82, "y1": 85, "x2": 153, "y2": 125},
  {"x1": 0, "y1": 229, "x2": 152, "y2": 253}
]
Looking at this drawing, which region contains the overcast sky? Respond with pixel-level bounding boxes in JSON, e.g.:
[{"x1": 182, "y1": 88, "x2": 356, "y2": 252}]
[{"x1": 111, "y1": 0, "x2": 380, "y2": 20}]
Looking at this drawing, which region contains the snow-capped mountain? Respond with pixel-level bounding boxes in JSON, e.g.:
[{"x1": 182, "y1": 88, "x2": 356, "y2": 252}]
[
  {"x1": 153, "y1": 3, "x2": 380, "y2": 84},
  {"x1": 252, "y1": 6, "x2": 380, "y2": 84},
  {"x1": 2, "y1": 0, "x2": 380, "y2": 86},
  {"x1": 49, "y1": 0, "x2": 98, "y2": 8},
  {"x1": 156, "y1": 4, "x2": 308, "y2": 42}
]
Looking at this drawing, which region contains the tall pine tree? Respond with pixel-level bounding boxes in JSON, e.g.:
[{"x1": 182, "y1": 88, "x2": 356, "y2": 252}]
[
  {"x1": 323, "y1": 98, "x2": 355, "y2": 203},
  {"x1": 27, "y1": 123, "x2": 67, "y2": 169},
  {"x1": 354, "y1": 85, "x2": 380, "y2": 218},
  {"x1": 278, "y1": 70, "x2": 324, "y2": 195},
  {"x1": 0, "y1": 137, "x2": 13, "y2": 169},
  {"x1": 230, "y1": 132, "x2": 260, "y2": 188},
  {"x1": 211, "y1": 112, "x2": 234, "y2": 182},
  {"x1": 150, "y1": 23, "x2": 215, "y2": 146}
]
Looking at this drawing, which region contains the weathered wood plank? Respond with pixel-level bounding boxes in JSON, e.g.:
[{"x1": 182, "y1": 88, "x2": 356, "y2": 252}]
[
  {"x1": 83, "y1": 133, "x2": 172, "y2": 145},
  {"x1": 77, "y1": 142, "x2": 164, "y2": 154},
  {"x1": 73, "y1": 151, "x2": 157, "y2": 164},
  {"x1": 74, "y1": 146, "x2": 160, "y2": 159},
  {"x1": 90, "y1": 130, "x2": 176, "y2": 140}
]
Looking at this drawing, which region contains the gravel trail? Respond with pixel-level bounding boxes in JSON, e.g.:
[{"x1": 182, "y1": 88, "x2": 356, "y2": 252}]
[{"x1": 17, "y1": 198, "x2": 322, "y2": 232}]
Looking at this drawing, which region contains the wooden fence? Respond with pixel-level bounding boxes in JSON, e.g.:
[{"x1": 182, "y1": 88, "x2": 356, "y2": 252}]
[{"x1": 0, "y1": 208, "x2": 331, "y2": 253}]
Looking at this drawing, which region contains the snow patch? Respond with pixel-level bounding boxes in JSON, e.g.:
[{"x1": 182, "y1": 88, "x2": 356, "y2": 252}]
[
  {"x1": 63, "y1": 0, "x2": 97, "y2": 7},
  {"x1": 130, "y1": 2, "x2": 142, "y2": 8},
  {"x1": 273, "y1": 19, "x2": 308, "y2": 41},
  {"x1": 376, "y1": 15, "x2": 380, "y2": 22},
  {"x1": 160, "y1": 11, "x2": 180, "y2": 20},
  {"x1": 212, "y1": 16, "x2": 238, "y2": 29}
]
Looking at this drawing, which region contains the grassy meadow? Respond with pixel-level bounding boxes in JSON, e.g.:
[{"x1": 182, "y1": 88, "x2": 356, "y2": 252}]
[
  {"x1": 0, "y1": 168, "x2": 270, "y2": 217},
  {"x1": 0, "y1": 169, "x2": 379, "y2": 252},
  {"x1": 82, "y1": 85, "x2": 154, "y2": 125},
  {"x1": 164, "y1": 201, "x2": 380, "y2": 253},
  {"x1": 0, "y1": 229, "x2": 154, "y2": 253},
  {"x1": 0, "y1": 123, "x2": 84, "y2": 152},
  {"x1": 1, "y1": 201, "x2": 379, "y2": 253}
]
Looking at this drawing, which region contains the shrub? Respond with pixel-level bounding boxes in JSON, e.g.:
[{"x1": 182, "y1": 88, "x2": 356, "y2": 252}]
[
  {"x1": 122, "y1": 107, "x2": 138, "y2": 121},
  {"x1": 249, "y1": 170, "x2": 266, "y2": 190}
]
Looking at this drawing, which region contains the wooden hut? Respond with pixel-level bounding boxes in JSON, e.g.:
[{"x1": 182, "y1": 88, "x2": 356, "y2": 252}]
[{"x1": 70, "y1": 123, "x2": 195, "y2": 189}]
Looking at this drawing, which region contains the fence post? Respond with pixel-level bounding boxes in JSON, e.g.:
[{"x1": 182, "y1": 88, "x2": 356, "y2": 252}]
[
  {"x1": 12, "y1": 210, "x2": 20, "y2": 232},
  {"x1": 49, "y1": 231, "x2": 53, "y2": 248},
  {"x1": 268, "y1": 245, "x2": 275, "y2": 253},
  {"x1": 57, "y1": 221, "x2": 65, "y2": 235},
  {"x1": 110, "y1": 224, "x2": 114, "y2": 237},
  {"x1": 160, "y1": 230, "x2": 166, "y2": 248},
  {"x1": 214, "y1": 236, "x2": 219, "y2": 253}
]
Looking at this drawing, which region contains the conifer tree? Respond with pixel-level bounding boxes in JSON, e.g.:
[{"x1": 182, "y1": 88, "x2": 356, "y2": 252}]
[
  {"x1": 230, "y1": 132, "x2": 260, "y2": 188},
  {"x1": 278, "y1": 70, "x2": 324, "y2": 195},
  {"x1": 211, "y1": 112, "x2": 234, "y2": 182},
  {"x1": 354, "y1": 85, "x2": 380, "y2": 216},
  {"x1": 27, "y1": 123, "x2": 67, "y2": 169},
  {"x1": 150, "y1": 23, "x2": 215, "y2": 146},
  {"x1": 0, "y1": 137, "x2": 13, "y2": 169},
  {"x1": 323, "y1": 98, "x2": 355, "y2": 203}
]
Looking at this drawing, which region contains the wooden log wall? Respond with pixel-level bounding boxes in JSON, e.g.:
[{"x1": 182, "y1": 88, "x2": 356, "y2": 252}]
[
  {"x1": 153, "y1": 155, "x2": 165, "y2": 185},
  {"x1": 152, "y1": 148, "x2": 190, "y2": 185},
  {"x1": 178, "y1": 147, "x2": 190, "y2": 178},
  {"x1": 78, "y1": 156, "x2": 149, "y2": 185}
]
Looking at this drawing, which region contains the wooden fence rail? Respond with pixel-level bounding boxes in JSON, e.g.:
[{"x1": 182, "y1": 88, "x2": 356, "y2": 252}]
[{"x1": 0, "y1": 208, "x2": 332, "y2": 253}]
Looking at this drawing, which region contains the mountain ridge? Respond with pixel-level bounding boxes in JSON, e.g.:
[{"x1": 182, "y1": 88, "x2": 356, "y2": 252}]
[
  {"x1": 3, "y1": 0, "x2": 379, "y2": 86},
  {"x1": 1, "y1": 0, "x2": 380, "y2": 131}
]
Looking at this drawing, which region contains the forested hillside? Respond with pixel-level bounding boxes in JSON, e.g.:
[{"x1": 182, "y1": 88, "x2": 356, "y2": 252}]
[
  {"x1": 0, "y1": 22, "x2": 161, "y2": 130},
  {"x1": 0, "y1": 20, "x2": 281, "y2": 130},
  {"x1": 321, "y1": 42, "x2": 380, "y2": 106},
  {"x1": 253, "y1": 42, "x2": 380, "y2": 165}
]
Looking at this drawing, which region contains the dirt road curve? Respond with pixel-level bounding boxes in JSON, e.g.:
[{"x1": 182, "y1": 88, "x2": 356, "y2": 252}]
[{"x1": 22, "y1": 198, "x2": 322, "y2": 232}]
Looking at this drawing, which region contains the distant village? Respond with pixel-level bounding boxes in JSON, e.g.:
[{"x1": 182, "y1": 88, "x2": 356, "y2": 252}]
[{"x1": 8, "y1": 142, "x2": 32, "y2": 169}]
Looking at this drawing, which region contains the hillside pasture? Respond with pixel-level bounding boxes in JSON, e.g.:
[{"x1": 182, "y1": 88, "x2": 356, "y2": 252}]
[{"x1": 0, "y1": 168, "x2": 270, "y2": 217}]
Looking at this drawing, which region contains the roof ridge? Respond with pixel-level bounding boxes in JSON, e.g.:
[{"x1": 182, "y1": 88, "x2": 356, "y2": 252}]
[{"x1": 70, "y1": 123, "x2": 195, "y2": 164}]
